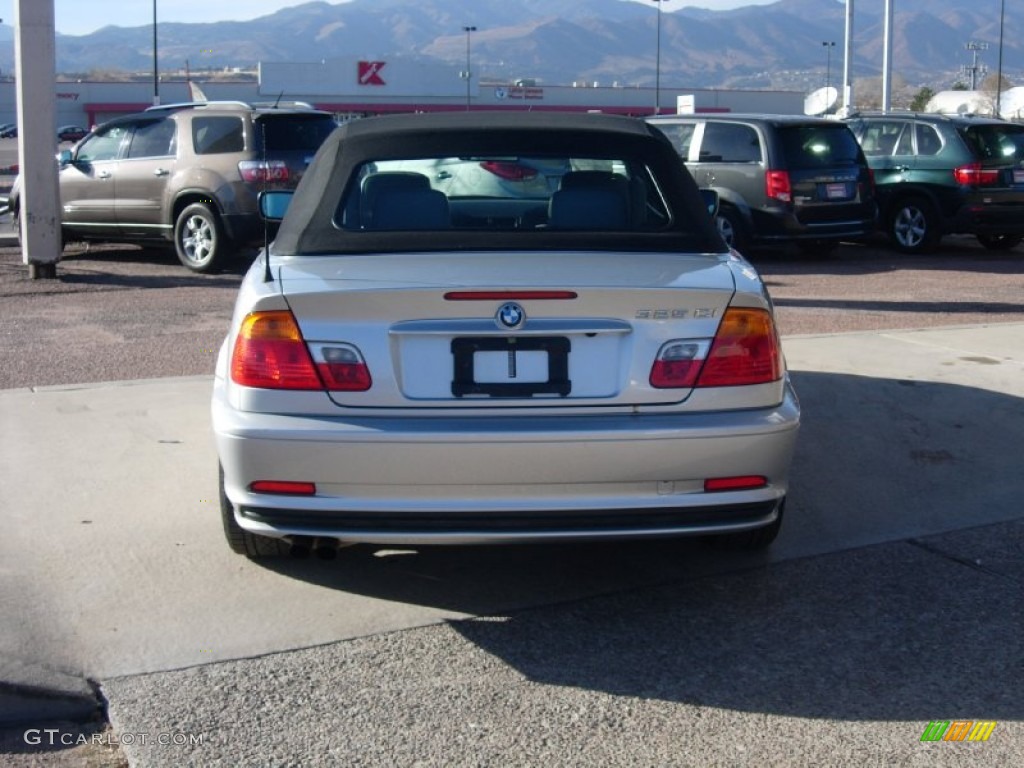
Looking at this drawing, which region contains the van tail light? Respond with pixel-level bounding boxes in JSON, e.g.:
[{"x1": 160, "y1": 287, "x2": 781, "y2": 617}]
[
  {"x1": 479, "y1": 160, "x2": 539, "y2": 181},
  {"x1": 765, "y1": 169, "x2": 792, "y2": 203},
  {"x1": 239, "y1": 160, "x2": 290, "y2": 184},
  {"x1": 953, "y1": 162, "x2": 999, "y2": 187},
  {"x1": 231, "y1": 311, "x2": 324, "y2": 390},
  {"x1": 649, "y1": 308, "x2": 782, "y2": 390},
  {"x1": 704, "y1": 476, "x2": 768, "y2": 492}
]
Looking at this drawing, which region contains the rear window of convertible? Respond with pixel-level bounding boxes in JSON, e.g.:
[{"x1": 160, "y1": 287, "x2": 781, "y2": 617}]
[{"x1": 333, "y1": 156, "x2": 674, "y2": 233}]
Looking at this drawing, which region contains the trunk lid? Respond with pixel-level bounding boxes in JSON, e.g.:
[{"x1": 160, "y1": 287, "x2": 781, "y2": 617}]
[{"x1": 278, "y1": 251, "x2": 737, "y2": 409}]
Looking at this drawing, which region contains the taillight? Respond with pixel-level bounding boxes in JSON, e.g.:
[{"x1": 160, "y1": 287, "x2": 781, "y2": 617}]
[
  {"x1": 238, "y1": 160, "x2": 290, "y2": 184},
  {"x1": 479, "y1": 160, "x2": 539, "y2": 181},
  {"x1": 650, "y1": 340, "x2": 712, "y2": 388},
  {"x1": 953, "y1": 162, "x2": 999, "y2": 187},
  {"x1": 647, "y1": 308, "x2": 782, "y2": 390},
  {"x1": 313, "y1": 344, "x2": 372, "y2": 392},
  {"x1": 696, "y1": 308, "x2": 782, "y2": 387},
  {"x1": 230, "y1": 310, "x2": 323, "y2": 390},
  {"x1": 765, "y1": 170, "x2": 792, "y2": 203}
]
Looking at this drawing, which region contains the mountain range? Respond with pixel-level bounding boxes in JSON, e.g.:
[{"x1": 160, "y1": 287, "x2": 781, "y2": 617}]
[{"x1": 0, "y1": 0, "x2": 1019, "y2": 92}]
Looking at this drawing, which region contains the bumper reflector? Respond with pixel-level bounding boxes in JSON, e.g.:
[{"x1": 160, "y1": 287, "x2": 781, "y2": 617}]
[
  {"x1": 250, "y1": 481, "x2": 317, "y2": 496},
  {"x1": 704, "y1": 476, "x2": 768, "y2": 493}
]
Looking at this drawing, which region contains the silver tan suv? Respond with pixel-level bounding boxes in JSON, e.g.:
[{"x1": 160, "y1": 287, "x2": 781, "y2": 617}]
[{"x1": 10, "y1": 101, "x2": 337, "y2": 272}]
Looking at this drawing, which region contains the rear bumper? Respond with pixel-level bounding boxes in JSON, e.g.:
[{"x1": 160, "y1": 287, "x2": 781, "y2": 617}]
[
  {"x1": 213, "y1": 378, "x2": 800, "y2": 544},
  {"x1": 751, "y1": 207, "x2": 876, "y2": 244},
  {"x1": 948, "y1": 199, "x2": 1024, "y2": 236}
]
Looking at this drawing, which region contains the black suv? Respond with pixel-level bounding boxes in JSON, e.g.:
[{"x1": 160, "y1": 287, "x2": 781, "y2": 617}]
[
  {"x1": 648, "y1": 114, "x2": 876, "y2": 254},
  {"x1": 844, "y1": 112, "x2": 1024, "y2": 253},
  {"x1": 10, "y1": 101, "x2": 338, "y2": 272}
]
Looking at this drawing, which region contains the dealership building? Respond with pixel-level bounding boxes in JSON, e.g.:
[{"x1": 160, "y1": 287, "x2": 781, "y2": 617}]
[{"x1": 0, "y1": 57, "x2": 804, "y2": 127}]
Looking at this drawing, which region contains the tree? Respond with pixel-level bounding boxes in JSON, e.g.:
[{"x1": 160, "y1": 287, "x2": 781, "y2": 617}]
[{"x1": 910, "y1": 86, "x2": 935, "y2": 112}]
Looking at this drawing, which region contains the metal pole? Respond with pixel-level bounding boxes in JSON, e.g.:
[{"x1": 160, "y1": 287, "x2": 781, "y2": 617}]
[
  {"x1": 462, "y1": 25, "x2": 476, "y2": 111},
  {"x1": 996, "y1": 0, "x2": 1005, "y2": 117},
  {"x1": 823, "y1": 41, "x2": 835, "y2": 94},
  {"x1": 152, "y1": 0, "x2": 159, "y2": 105},
  {"x1": 842, "y1": 0, "x2": 854, "y2": 112},
  {"x1": 654, "y1": 0, "x2": 663, "y2": 115},
  {"x1": 882, "y1": 0, "x2": 893, "y2": 112}
]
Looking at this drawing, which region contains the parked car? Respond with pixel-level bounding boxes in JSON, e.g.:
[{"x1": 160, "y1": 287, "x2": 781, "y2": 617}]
[
  {"x1": 9, "y1": 101, "x2": 338, "y2": 272},
  {"x1": 844, "y1": 112, "x2": 1024, "y2": 253},
  {"x1": 211, "y1": 111, "x2": 800, "y2": 558},
  {"x1": 57, "y1": 125, "x2": 88, "y2": 143},
  {"x1": 647, "y1": 113, "x2": 877, "y2": 255},
  {"x1": 0, "y1": 123, "x2": 17, "y2": 138}
]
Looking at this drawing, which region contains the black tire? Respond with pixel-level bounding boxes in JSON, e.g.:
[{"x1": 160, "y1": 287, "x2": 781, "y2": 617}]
[
  {"x1": 976, "y1": 234, "x2": 1023, "y2": 251},
  {"x1": 715, "y1": 205, "x2": 748, "y2": 252},
  {"x1": 219, "y1": 465, "x2": 290, "y2": 558},
  {"x1": 887, "y1": 197, "x2": 939, "y2": 254},
  {"x1": 175, "y1": 202, "x2": 230, "y2": 273},
  {"x1": 706, "y1": 498, "x2": 785, "y2": 552}
]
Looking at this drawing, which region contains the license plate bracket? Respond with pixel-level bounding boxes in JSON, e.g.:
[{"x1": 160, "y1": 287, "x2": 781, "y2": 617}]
[{"x1": 452, "y1": 336, "x2": 571, "y2": 397}]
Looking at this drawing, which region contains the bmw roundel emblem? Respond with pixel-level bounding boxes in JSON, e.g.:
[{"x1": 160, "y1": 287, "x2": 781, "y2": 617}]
[{"x1": 496, "y1": 302, "x2": 525, "y2": 329}]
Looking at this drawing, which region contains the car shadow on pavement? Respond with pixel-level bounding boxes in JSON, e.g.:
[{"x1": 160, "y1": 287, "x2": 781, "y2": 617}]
[{"x1": 255, "y1": 370, "x2": 1023, "y2": 720}]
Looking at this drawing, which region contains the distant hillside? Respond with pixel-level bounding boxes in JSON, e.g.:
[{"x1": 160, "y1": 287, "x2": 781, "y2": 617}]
[{"x1": 0, "y1": 0, "x2": 1019, "y2": 91}]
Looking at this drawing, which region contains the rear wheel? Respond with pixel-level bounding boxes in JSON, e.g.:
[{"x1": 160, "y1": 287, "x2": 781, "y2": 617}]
[
  {"x1": 175, "y1": 202, "x2": 230, "y2": 273},
  {"x1": 706, "y1": 498, "x2": 785, "y2": 551},
  {"x1": 976, "y1": 234, "x2": 1022, "y2": 251},
  {"x1": 219, "y1": 465, "x2": 290, "y2": 558},
  {"x1": 887, "y1": 197, "x2": 939, "y2": 254},
  {"x1": 716, "y1": 205, "x2": 748, "y2": 252}
]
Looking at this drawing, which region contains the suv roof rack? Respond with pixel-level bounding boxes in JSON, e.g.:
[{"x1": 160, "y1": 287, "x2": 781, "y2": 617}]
[
  {"x1": 145, "y1": 100, "x2": 254, "y2": 112},
  {"x1": 145, "y1": 100, "x2": 321, "y2": 114}
]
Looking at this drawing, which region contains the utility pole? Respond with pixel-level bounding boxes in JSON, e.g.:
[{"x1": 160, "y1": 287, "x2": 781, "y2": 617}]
[
  {"x1": 961, "y1": 41, "x2": 989, "y2": 91},
  {"x1": 461, "y1": 26, "x2": 476, "y2": 111},
  {"x1": 15, "y1": 0, "x2": 61, "y2": 279}
]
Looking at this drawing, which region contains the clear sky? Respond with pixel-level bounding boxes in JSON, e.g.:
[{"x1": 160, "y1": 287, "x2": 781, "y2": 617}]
[{"x1": 0, "y1": 0, "x2": 778, "y2": 37}]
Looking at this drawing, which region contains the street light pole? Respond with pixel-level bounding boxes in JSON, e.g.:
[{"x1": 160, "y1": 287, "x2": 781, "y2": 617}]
[
  {"x1": 152, "y1": 0, "x2": 160, "y2": 105},
  {"x1": 653, "y1": 0, "x2": 665, "y2": 115},
  {"x1": 462, "y1": 25, "x2": 476, "y2": 111},
  {"x1": 822, "y1": 41, "x2": 835, "y2": 95},
  {"x1": 996, "y1": 0, "x2": 1005, "y2": 117}
]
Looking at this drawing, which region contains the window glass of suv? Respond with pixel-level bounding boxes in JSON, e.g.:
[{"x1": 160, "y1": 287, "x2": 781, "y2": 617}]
[
  {"x1": 656, "y1": 122, "x2": 697, "y2": 160},
  {"x1": 858, "y1": 120, "x2": 906, "y2": 157},
  {"x1": 126, "y1": 118, "x2": 176, "y2": 159},
  {"x1": 699, "y1": 123, "x2": 761, "y2": 163},
  {"x1": 960, "y1": 124, "x2": 1024, "y2": 162},
  {"x1": 915, "y1": 123, "x2": 943, "y2": 156},
  {"x1": 76, "y1": 124, "x2": 129, "y2": 163},
  {"x1": 778, "y1": 124, "x2": 863, "y2": 168},
  {"x1": 256, "y1": 115, "x2": 337, "y2": 152},
  {"x1": 193, "y1": 116, "x2": 245, "y2": 155}
]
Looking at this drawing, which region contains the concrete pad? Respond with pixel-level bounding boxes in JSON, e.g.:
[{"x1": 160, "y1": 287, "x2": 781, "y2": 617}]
[
  {"x1": 99, "y1": 533, "x2": 1024, "y2": 766},
  {"x1": 1, "y1": 323, "x2": 1022, "y2": 698}
]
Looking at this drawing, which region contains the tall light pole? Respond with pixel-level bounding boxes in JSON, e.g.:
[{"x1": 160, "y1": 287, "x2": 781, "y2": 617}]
[
  {"x1": 462, "y1": 25, "x2": 476, "y2": 111},
  {"x1": 996, "y1": 0, "x2": 1006, "y2": 117},
  {"x1": 822, "y1": 41, "x2": 836, "y2": 95},
  {"x1": 152, "y1": 0, "x2": 160, "y2": 105},
  {"x1": 653, "y1": 0, "x2": 666, "y2": 115}
]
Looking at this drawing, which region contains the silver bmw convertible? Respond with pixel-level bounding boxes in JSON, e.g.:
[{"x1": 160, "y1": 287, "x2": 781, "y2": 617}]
[{"x1": 211, "y1": 111, "x2": 800, "y2": 558}]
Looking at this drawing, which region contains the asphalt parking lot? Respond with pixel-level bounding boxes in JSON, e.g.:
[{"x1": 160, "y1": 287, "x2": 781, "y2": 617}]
[{"x1": 1, "y1": 236, "x2": 1022, "y2": 766}]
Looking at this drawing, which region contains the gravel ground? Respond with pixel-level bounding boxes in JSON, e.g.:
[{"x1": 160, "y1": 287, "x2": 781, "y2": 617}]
[{"x1": 2, "y1": 236, "x2": 1023, "y2": 390}]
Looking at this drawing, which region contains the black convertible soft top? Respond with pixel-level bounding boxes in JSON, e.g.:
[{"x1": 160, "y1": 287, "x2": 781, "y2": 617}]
[{"x1": 271, "y1": 111, "x2": 724, "y2": 256}]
